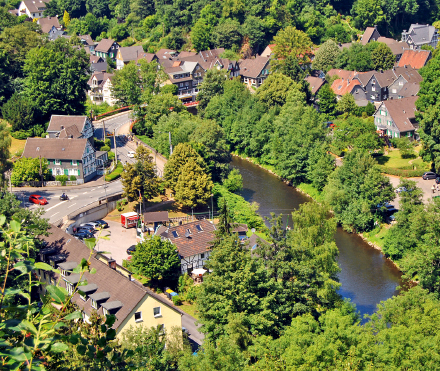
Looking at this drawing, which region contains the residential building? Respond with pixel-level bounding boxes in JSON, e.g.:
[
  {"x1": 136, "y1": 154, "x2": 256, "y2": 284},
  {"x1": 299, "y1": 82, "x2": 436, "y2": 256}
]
[
  {"x1": 327, "y1": 69, "x2": 358, "y2": 81},
  {"x1": 361, "y1": 25, "x2": 381, "y2": 45},
  {"x1": 22, "y1": 138, "x2": 97, "y2": 182},
  {"x1": 305, "y1": 76, "x2": 325, "y2": 100},
  {"x1": 388, "y1": 66, "x2": 422, "y2": 99},
  {"x1": 102, "y1": 75, "x2": 116, "y2": 106},
  {"x1": 38, "y1": 225, "x2": 183, "y2": 339},
  {"x1": 116, "y1": 45, "x2": 144, "y2": 70},
  {"x1": 239, "y1": 56, "x2": 271, "y2": 88},
  {"x1": 156, "y1": 219, "x2": 216, "y2": 274},
  {"x1": 261, "y1": 44, "x2": 275, "y2": 58},
  {"x1": 87, "y1": 72, "x2": 115, "y2": 105},
  {"x1": 18, "y1": 0, "x2": 49, "y2": 19},
  {"x1": 136, "y1": 52, "x2": 158, "y2": 64},
  {"x1": 95, "y1": 38, "x2": 119, "y2": 60},
  {"x1": 374, "y1": 96, "x2": 418, "y2": 139},
  {"x1": 397, "y1": 49, "x2": 431, "y2": 70},
  {"x1": 331, "y1": 78, "x2": 368, "y2": 106},
  {"x1": 91, "y1": 61, "x2": 108, "y2": 73},
  {"x1": 397, "y1": 82, "x2": 420, "y2": 99},
  {"x1": 48, "y1": 28, "x2": 67, "y2": 41},
  {"x1": 402, "y1": 24, "x2": 439, "y2": 49},
  {"x1": 37, "y1": 16, "x2": 61, "y2": 33},
  {"x1": 376, "y1": 37, "x2": 409, "y2": 62},
  {"x1": 47, "y1": 115, "x2": 94, "y2": 141},
  {"x1": 78, "y1": 34, "x2": 96, "y2": 53}
]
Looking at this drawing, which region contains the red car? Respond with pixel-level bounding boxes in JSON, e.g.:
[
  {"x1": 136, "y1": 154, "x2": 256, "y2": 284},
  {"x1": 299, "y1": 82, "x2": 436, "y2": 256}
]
[{"x1": 28, "y1": 194, "x2": 48, "y2": 205}]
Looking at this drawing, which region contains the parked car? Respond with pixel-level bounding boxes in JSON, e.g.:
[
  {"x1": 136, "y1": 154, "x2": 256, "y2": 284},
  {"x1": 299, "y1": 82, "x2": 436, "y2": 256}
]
[
  {"x1": 73, "y1": 231, "x2": 94, "y2": 240},
  {"x1": 28, "y1": 194, "x2": 48, "y2": 205},
  {"x1": 423, "y1": 171, "x2": 438, "y2": 180},
  {"x1": 435, "y1": 177, "x2": 440, "y2": 184},
  {"x1": 80, "y1": 222, "x2": 97, "y2": 230},
  {"x1": 127, "y1": 151, "x2": 135, "y2": 158},
  {"x1": 387, "y1": 214, "x2": 397, "y2": 223},
  {"x1": 76, "y1": 226, "x2": 95, "y2": 234},
  {"x1": 377, "y1": 202, "x2": 394, "y2": 209},
  {"x1": 395, "y1": 187, "x2": 407, "y2": 194},
  {"x1": 94, "y1": 220, "x2": 109, "y2": 229},
  {"x1": 126, "y1": 245, "x2": 136, "y2": 255}
]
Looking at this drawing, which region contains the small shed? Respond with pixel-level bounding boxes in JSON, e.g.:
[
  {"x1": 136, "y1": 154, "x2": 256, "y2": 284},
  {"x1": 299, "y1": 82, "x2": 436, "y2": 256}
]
[{"x1": 143, "y1": 211, "x2": 169, "y2": 231}]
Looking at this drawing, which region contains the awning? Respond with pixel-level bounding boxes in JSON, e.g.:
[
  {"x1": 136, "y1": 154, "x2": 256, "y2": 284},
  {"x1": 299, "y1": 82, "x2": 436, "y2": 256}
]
[{"x1": 192, "y1": 268, "x2": 207, "y2": 275}]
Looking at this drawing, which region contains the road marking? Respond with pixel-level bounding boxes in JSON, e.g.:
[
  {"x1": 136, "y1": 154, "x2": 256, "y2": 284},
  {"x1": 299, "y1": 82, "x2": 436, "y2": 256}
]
[
  {"x1": 68, "y1": 203, "x2": 77, "y2": 208},
  {"x1": 97, "y1": 186, "x2": 102, "y2": 188},
  {"x1": 45, "y1": 202, "x2": 64, "y2": 211},
  {"x1": 70, "y1": 196, "x2": 77, "y2": 200},
  {"x1": 91, "y1": 188, "x2": 96, "y2": 191},
  {"x1": 51, "y1": 212, "x2": 59, "y2": 216},
  {"x1": 82, "y1": 192, "x2": 88, "y2": 194}
]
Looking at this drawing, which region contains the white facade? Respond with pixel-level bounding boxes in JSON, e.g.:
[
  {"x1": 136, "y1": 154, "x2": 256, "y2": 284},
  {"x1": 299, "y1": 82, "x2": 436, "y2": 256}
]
[
  {"x1": 180, "y1": 252, "x2": 210, "y2": 274},
  {"x1": 18, "y1": 0, "x2": 48, "y2": 19},
  {"x1": 102, "y1": 78, "x2": 116, "y2": 106}
]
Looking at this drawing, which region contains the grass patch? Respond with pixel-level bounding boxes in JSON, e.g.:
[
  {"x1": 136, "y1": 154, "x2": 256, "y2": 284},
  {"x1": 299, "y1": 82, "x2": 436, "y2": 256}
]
[
  {"x1": 180, "y1": 301, "x2": 200, "y2": 320},
  {"x1": 363, "y1": 224, "x2": 390, "y2": 251},
  {"x1": 9, "y1": 136, "x2": 26, "y2": 158},
  {"x1": 376, "y1": 148, "x2": 429, "y2": 172},
  {"x1": 246, "y1": 230, "x2": 270, "y2": 241},
  {"x1": 297, "y1": 183, "x2": 325, "y2": 203},
  {"x1": 105, "y1": 161, "x2": 123, "y2": 181}
]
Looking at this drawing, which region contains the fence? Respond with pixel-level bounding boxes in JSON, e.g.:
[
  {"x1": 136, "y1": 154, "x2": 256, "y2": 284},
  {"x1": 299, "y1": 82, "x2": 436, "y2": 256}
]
[
  {"x1": 18, "y1": 179, "x2": 84, "y2": 187},
  {"x1": 93, "y1": 106, "x2": 133, "y2": 121}
]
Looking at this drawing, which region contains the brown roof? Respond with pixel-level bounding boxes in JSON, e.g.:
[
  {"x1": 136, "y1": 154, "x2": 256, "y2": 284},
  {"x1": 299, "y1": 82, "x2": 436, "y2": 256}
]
[
  {"x1": 398, "y1": 82, "x2": 420, "y2": 97},
  {"x1": 155, "y1": 49, "x2": 178, "y2": 61},
  {"x1": 362, "y1": 27, "x2": 378, "y2": 45},
  {"x1": 239, "y1": 56, "x2": 270, "y2": 78},
  {"x1": 338, "y1": 42, "x2": 352, "y2": 51},
  {"x1": 331, "y1": 78, "x2": 361, "y2": 96},
  {"x1": 379, "y1": 96, "x2": 418, "y2": 133},
  {"x1": 118, "y1": 45, "x2": 144, "y2": 61},
  {"x1": 159, "y1": 219, "x2": 216, "y2": 258},
  {"x1": 394, "y1": 66, "x2": 422, "y2": 83},
  {"x1": 90, "y1": 55, "x2": 103, "y2": 64},
  {"x1": 179, "y1": 51, "x2": 198, "y2": 58},
  {"x1": 95, "y1": 38, "x2": 117, "y2": 53},
  {"x1": 377, "y1": 37, "x2": 409, "y2": 55},
  {"x1": 8, "y1": 9, "x2": 18, "y2": 15},
  {"x1": 143, "y1": 211, "x2": 169, "y2": 224},
  {"x1": 88, "y1": 72, "x2": 114, "y2": 88},
  {"x1": 22, "y1": 138, "x2": 88, "y2": 160},
  {"x1": 37, "y1": 16, "x2": 60, "y2": 32},
  {"x1": 59, "y1": 125, "x2": 82, "y2": 139},
  {"x1": 233, "y1": 224, "x2": 248, "y2": 233},
  {"x1": 47, "y1": 115, "x2": 88, "y2": 133},
  {"x1": 397, "y1": 49, "x2": 431, "y2": 69},
  {"x1": 305, "y1": 76, "x2": 325, "y2": 95},
  {"x1": 78, "y1": 34, "x2": 94, "y2": 46},
  {"x1": 39, "y1": 226, "x2": 183, "y2": 330},
  {"x1": 327, "y1": 69, "x2": 357, "y2": 81},
  {"x1": 354, "y1": 70, "x2": 376, "y2": 87},
  {"x1": 136, "y1": 52, "x2": 157, "y2": 63},
  {"x1": 373, "y1": 69, "x2": 399, "y2": 87},
  {"x1": 199, "y1": 48, "x2": 225, "y2": 61},
  {"x1": 21, "y1": 0, "x2": 49, "y2": 13}
]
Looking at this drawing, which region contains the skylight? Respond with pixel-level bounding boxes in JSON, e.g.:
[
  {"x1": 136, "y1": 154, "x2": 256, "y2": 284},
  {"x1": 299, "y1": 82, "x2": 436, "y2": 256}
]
[
  {"x1": 172, "y1": 231, "x2": 179, "y2": 238},
  {"x1": 195, "y1": 224, "x2": 203, "y2": 232}
]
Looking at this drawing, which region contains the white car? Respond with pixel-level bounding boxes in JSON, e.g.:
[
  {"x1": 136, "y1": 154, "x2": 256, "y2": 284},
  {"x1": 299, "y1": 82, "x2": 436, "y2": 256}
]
[{"x1": 127, "y1": 151, "x2": 135, "y2": 158}]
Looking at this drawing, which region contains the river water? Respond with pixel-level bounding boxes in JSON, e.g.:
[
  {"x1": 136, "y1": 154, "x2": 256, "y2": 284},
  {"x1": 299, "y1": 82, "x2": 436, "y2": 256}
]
[{"x1": 231, "y1": 156, "x2": 402, "y2": 317}]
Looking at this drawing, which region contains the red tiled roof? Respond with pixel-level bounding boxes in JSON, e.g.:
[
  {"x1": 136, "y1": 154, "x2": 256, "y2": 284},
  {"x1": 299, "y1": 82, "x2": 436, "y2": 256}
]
[
  {"x1": 397, "y1": 49, "x2": 431, "y2": 69},
  {"x1": 327, "y1": 69, "x2": 357, "y2": 81},
  {"x1": 331, "y1": 78, "x2": 361, "y2": 96},
  {"x1": 305, "y1": 76, "x2": 325, "y2": 95}
]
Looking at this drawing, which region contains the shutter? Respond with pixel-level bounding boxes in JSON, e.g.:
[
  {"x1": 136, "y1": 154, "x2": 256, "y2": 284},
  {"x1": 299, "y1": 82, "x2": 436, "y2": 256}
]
[
  {"x1": 64, "y1": 169, "x2": 68, "y2": 176},
  {"x1": 53, "y1": 160, "x2": 56, "y2": 165},
  {"x1": 70, "y1": 160, "x2": 72, "y2": 165},
  {"x1": 78, "y1": 169, "x2": 80, "y2": 176}
]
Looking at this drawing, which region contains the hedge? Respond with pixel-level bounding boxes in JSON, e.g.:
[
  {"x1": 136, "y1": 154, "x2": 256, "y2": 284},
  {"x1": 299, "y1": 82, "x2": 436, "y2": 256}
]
[
  {"x1": 105, "y1": 162, "x2": 123, "y2": 181},
  {"x1": 380, "y1": 167, "x2": 425, "y2": 177}
]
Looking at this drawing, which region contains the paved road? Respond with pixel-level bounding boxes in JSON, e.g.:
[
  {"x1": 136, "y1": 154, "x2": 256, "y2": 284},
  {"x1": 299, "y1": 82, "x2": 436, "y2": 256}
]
[
  {"x1": 182, "y1": 313, "x2": 204, "y2": 347},
  {"x1": 93, "y1": 112, "x2": 132, "y2": 138}
]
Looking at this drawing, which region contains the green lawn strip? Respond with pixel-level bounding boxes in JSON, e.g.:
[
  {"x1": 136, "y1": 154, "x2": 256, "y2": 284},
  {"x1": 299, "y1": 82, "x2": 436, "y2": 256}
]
[
  {"x1": 362, "y1": 224, "x2": 390, "y2": 251},
  {"x1": 180, "y1": 302, "x2": 199, "y2": 320},
  {"x1": 105, "y1": 161, "x2": 123, "y2": 181},
  {"x1": 297, "y1": 183, "x2": 325, "y2": 203}
]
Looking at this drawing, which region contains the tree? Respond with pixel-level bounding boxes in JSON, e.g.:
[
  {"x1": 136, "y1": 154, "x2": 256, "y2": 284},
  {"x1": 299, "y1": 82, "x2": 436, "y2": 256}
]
[
  {"x1": 174, "y1": 160, "x2": 214, "y2": 208},
  {"x1": 211, "y1": 19, "x2": 242, "y2": 49},
  {"x1": 111, "y1": 62, "x2": 142, "y2": 106},
  {"x1": 395, "y1": 137, "x2": 416, "y2": 158},
  {"x1": 63, "y1": 10, "x2": 71, "y2": 26},
  {"x1": 336, "y1": 93, "x2": 357, "y2": 114},
  {"x1": 223, "y1": 168, "x2": 243, "y2": 193},
  {"x1": 2, "y1": 93, "x2": 37, "y2": 133},
  {"x1": 312, "y1": 39, "x2": 341, "y2": 72},
  {"x1": 86, "y1": 0, "x2": 110, "y2": 18},
  {"x1": 191, "y1": 18, "x2": 212, "y2": 52},
  {"x1": 11, "y1": 157, "x2": 50, "y2": 186},
  {"x1": 255, "y1": 73, "x2": 297, "y2": 108},
  {"x1": 0, "y1": 121, "x2": 11, "y2": 178},
  {"x1": 23, "y1": 38, "x2": 90, "y2": 119},
  {"x1": 197, "y1": 68, "x2": 228, "y2": 110},
  {"x1": 371, "y1": 42, "x2": 395, "y2": 71},
  {"x1": 306, "y1": 145, "x2": 335, "y2": 191},
  {"x1": 351, "y1": 0, "x2": 385, "y2": 30},
  {"x1": 272, "y1": 26, "x2": 314, "y2": 66},
  {"x1": 130, "y1": 236, "x2": 180, "y2": 285},
  {"x1": 242, "y1": 16, "x2": 267, "y2": 53},
  {"x1": 129, "y1": 0, "x2": 155, "y2": 21},
  {"x1": 317, "y1": 83, "x2": 337, "y2": 118},
  {"x1": 121, "y1": 145, "x2": 160, "y2": 206}
]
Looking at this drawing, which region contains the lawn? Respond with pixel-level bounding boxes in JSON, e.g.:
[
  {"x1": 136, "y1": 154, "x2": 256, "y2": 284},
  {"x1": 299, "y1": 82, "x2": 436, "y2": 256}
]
[
  {"x1": 180, "y1": 301, "x2": 199, "y2": 320},
  {"x1": 375, "y1": 147, "x2": 429, "y2": 171},
  {"x1": 10, "y1": 137, "x2": 26, "y2": 158},
  {"x1": 363, "y1": 224, "x2": 391, "y2": 251}
]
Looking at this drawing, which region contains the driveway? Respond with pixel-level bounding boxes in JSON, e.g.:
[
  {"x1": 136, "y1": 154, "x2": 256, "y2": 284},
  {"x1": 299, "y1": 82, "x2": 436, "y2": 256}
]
[{"x1": 387, "y1": 175, "x2": 437, "y2": 204}]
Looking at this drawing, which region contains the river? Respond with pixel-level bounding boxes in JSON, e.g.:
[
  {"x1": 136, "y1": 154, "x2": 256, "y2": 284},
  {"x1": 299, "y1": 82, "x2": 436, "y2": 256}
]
[{"x1": 231, "y1": 156, "x2": 403, "y2": 318}]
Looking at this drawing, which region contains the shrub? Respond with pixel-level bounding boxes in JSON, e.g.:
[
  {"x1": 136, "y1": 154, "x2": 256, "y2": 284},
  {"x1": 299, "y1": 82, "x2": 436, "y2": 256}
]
[
  {"x1": 100, "y1": 145, "x2": 111, "y2": 152},
  {"x1": 172, "y1": 295, "x2": 182, "y2": 306},
  {"x1": 108, "y1": 151, "x2": 115, "y2": 160},
  {"x1": 156, "y1": 287, "x2": 163, "y2": 294},
  {"x1": 55, "y1": 175, "x2": 69, "y2": 185},
  {"x1": 380, "y1": 167, "x2": 425, "y2": 177},
  {"x1": 11, "y1": 129, "x2": 33, "y2": 140},
  {"x1": 105, "y1": 161, "x2": 123, "y2": 181},
  {"x1": 70, "y1": 175, "x2": 77, "y2": 181},
  {"x1": 116, "y1": 200, "x2": 124, "y2": 211}
]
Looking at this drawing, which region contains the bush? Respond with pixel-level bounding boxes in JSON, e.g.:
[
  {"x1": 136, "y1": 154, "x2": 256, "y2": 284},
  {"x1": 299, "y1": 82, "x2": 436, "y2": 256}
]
[
  {"x1": 380, "y1": 167, "x2": 425, "y2": 177},
  {"x1": 11, "y1": 129, "x2": 33, "y2": 140},
  {"x1": 100, "y1": 145, "x2": 111, "y2": 152},
  {"x1": 105, "y1": 161, "x2": 123, "y2": 181},
  {"x1": 172, "y1": 295, "x2": 183, "y2": 306},
  {"x1": 156, "y1": 287, "x2": 163, "y2": 294},
  {"x1": 108, "y1": 151, "x2": 115, "y2": 160},
  {"x1": 116, "y1": 200, "x2": 124, "y2": 211},
  {"x1": 70, "y1": 175, "x2": 77, "y2": 181},
  {"x1": 55, "y1": 175, "x2": 69, "y2": 185}
]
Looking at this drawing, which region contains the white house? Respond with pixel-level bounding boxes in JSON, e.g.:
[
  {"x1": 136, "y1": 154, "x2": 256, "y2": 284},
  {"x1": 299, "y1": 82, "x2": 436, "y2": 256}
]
[{"x1": 18, "y1": 0, "x2": 50, "y2": 19}]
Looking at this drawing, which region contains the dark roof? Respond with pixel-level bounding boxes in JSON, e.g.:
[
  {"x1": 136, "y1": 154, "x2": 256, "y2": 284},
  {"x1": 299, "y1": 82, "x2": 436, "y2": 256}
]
[
  {"x1": 143, "y1": 211, "x2": 169, "y2": 224},
  {"x1": 239, "y1": 56, "x2": 270, "y2": 78},
  {"x1": 48, "y1": 115, "x2": 88, "y2": 133},
  {"x1": 159, "y1": 219, "x2": 216, "y2": 258},
  {"x1": 362, "y1": 26, "x2": 379, "y2": 45},
  {"x1": 21, "y1": 0, "x2": 49, "y2": 13},
  {"x1": 39, "y1": 226, "x2": 183, "y2": 329},
  {"x1": 59, "y1": 125, "x2": 82, "y2": 139},
  {"x1": 101, "y1": 300, "x2": 123, "y2": 311},
  {"x1": 406, "y1": 24, "x2": 437, "y2": 45},
  {"x1": 37, "y1": 16, "x2": 60, "y2": 32},
  {"x1": 58, "y1": 261, "x2": 78, "y2": 270},
  {"x1": 95, "y1": 38, "x2": 117, "y2": 53},
  {"x1": 95, "y1": 151, "x2": 108, "y2": 159},
  {"x1": 91, "y1": 61, "x2": 108, "y2": 73},
  {"x1": 377, "y1": 37, "x2": 409, "y2": 55},
  {"x1": 398, "y1": 82, "x2": 420, "y2": 97},
  {"x1": 354, "y1": 70, "x2": 376, "y2": 87},
  {"x1": 78, "y1": 34, "x2": 95, "y2": 46},
  {"x1": 305, "y1": 76, "x2": 325, "y2": 95},
  {"x1": 397, "y1": 49, "x2": 431, "y2": 69},
  {"x1": 378, "y1": 96, "x2": 418, "y2": 133},
  {"x1": 118, "y1": 45, "x2": 144, "y2": 61},
  {"x1": 78, "y1": 283, "x2": 98, "y2": 293},
  {"x1": 23, "y1": 138, "x2": 88, "y2": 160}
]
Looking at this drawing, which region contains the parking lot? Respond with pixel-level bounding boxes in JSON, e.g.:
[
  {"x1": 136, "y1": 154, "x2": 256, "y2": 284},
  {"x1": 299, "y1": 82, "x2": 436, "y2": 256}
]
[{"x1": 93, "y1": 220, "x2": 137, "y2": 265}]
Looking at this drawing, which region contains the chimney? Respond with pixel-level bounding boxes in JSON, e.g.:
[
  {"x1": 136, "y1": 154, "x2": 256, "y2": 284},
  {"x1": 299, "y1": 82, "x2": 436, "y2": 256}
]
[
  {"x1": 128, "y1": 273, "x2": 132, "y2": 281},
  {"x1": 60, "y1": 125, "x2": 64, "y2": 130},
  {"x1": 108, "y1": 259, "x2": 116, "y2": 270}
]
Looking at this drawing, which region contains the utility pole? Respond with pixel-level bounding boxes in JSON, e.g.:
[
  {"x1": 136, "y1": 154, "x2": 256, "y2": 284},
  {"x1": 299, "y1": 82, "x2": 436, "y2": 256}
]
[
  {"x1": 113, "y1": 129, "x2": 117, "y2": 165},
  {"x1": 102, "y1": 120, "x2": 106, "y2": 141},
  {"x1": 39, "y1": 155, "x2": 43, "y2": 183},
  {"x1": 169, "y1": 131, "x2": 173, "y2": 155}
]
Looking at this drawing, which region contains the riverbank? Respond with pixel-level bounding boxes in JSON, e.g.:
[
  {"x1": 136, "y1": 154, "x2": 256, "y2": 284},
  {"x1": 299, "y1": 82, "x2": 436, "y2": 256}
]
[{"x1": 231, "y1": 153, "x2": 402, "y2": 272}]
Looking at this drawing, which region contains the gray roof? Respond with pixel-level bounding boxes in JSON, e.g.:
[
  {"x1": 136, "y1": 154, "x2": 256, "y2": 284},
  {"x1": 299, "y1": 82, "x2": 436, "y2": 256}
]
[
  {"x1": 47, "y1": 115, "x2": 88, "y2": 134},
  {"x1": 91, "y1": 61, "x2": 108, "y2": 72},
  {"x1": 64, "y1": 273, "x2": 83, "y2": 285},
  {"x1": 239, "y1": 56, "x2": 270, "y2": 78},
  {"x1": 354, "y1": 70, "x2": 377, "y2": 87},
  {"x1": 407, "y1": 24, "x2": 437, "y2": 45},
  {"x1": 23, "y1": 138, "x2": 89, "y2": 161},
  {"x1": 78, "y1": 283, "x2": 98, "y2": 293},
  {"x1": 58, "y1": 261, "x2": 78, "y2": 270},
  {"x1": 362, "y1": 26, "x2": 379, "y2": 45},
  {"x1": 398, "y1": 82, "x2": 420, "y2": 97},
  {"x1": 143, "y1": 211, "x2": 169, "y2": 224},
  {"x1": 89, "y1": 291, "x2": 110, "y2": 301},
  {"x1": 59, "y1": 125, "x2": 82, "y2": 139},
  {"x1": 95, "y1": 38, "x2": 117, "y2": 53},
  {"x1": 101, "y1": 300, "x2": 123, "y2": 311},
  {"x1": 118, "y1": 45, "x2": 144, "y2": 62}
]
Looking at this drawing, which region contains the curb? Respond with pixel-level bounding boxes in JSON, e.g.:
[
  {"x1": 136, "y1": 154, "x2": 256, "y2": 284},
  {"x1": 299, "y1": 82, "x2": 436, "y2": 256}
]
[
  {"x1": 93, "y1": 110, "x2": 133, "y2": 125},
  {"x1": 11, "y1": 177, "x2": 122, "y2": 192}
]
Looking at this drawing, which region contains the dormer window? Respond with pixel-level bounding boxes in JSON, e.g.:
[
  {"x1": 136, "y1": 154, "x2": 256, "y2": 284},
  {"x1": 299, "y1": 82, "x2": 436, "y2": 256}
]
[
  {"x1": 91, "y1": 299, "x2": 98, "y2": 309},
  {"x1": 89, "y1": 292, "x2": 110, "y2": 310},
  {"x1": 195, "y1": 224, "x2": 203, "y2": 232},
  {"x1": 171, "y1": 231, "x2": 179, "y2": 238}
]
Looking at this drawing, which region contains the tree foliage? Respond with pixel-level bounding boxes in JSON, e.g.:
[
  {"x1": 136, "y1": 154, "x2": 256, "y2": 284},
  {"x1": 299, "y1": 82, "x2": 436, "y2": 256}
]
[
  {"x1": 312, "y1": 39, "x2": 341, "y2": 72},
  {"x1": 11, "y1": 157, "x2": 50, "y2": 185}
]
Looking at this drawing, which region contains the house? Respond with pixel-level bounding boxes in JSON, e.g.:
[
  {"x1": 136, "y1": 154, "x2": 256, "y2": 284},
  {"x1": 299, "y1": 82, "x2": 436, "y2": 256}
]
[
  {"x1": 397, "y1": 49, "x2": 431, "y2": 70},
  {"x1": 136, "y1": 52, "x2": 158, "y2": 64},
  {"x1": 87, "y1": 72, "x2": 115, "y2": 105},
  {"x1": 38, "y1": 225, "x2": 183, "y2": 339},
  {"x1": 18, "y1": 0, "x2": 49, "y2": 19},
  {"x1": 239, "y1": 56, "x2": 271, "y2": 88},
  {"x1": 327, "y1": 69, "x2": 358, "y2": 81},
  {"x1": 354, "y1": 70, "x2": 398, "y2": 102},
  {"x1": 95, "y1": 38, "x2": 119, "y2": 60},
  {"x1": 95, "y1": 151, "x2": 108, "y2": 168},
  {"x1": 402, "y1": 24, "x2": 439, "y2": 50},
  {"x1": 91, "y1": 61, "x2": 108, "y2": 73},
  {"x1": 388, "y1": 66, "x2": 422, "y2": 99},
  {"x1": 116, "y1": 45, "x2": 144, "y2": 70},
  {"x1": 78, "y1": 35, "x2": 96, "y2": 53},
  {"x1": 37, "y1": 16, "x2": 61, "y2": 33},
  {"x1": 361, "y1": 25, "x2": 381, "y2": 45},
  {"x1": 47, "y1": 115, "x2": 94, "y2": 141},
  {"x1": 374, "y1": 96, "x2": 418, "y2": 139},
  {"x1": 376, "y1": 37, "x2": 409, "y2": 62},
  {"x1": 156, "y1": 219, "x2": 216, "y2": 274},
  {"x1": 143, "y1": 211, "x2": 169, "y2": 231},
  {"x1": 22, "y1": 138, "x2": 97, "y2": 182},
  {"x1": 261, "y1": 44, "x2": 275, "y2": 58},
  {"x1": 331, "y1": 78, "x2": 368, "y2": 106},
  {"x1": 48, "y1": 28, "x2": 67, "y2": 41},
  {"x1": 305, "y1": 76, "x2": 325, "y2": 98}
]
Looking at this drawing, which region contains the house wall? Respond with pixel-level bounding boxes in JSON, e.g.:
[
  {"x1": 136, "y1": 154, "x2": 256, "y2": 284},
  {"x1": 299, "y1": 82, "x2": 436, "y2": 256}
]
[
  {"x1": 48, "y1": 159, "x2": 84, "y2": 180},
  {"x1": 374, "y1": 104, "x2": 414, "y2": 139},
  {"x1": 388, "y1": 76, "x2": 407, "y2": 100},
  {"x1": 180, "y1": 252, "x2": 209, "y2": 274},
  {"x1": 352, "y1": 85, "x2": 367, "y2": 101},
  {"x1": 19, "y1": 1, "x2": 46, "y2": 18},
  {"x1": 103, "y1": 79, "x2": 116, "y2": 106},
  {"x1": 116, "y1": 294, "x2": 182, "y2": 343},
  {"x1": 365, "y1": 76, "x2": 387, "y2": 102}
]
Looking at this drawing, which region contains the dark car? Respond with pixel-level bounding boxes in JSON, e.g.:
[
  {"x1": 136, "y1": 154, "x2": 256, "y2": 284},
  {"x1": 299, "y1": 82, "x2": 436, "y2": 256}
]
[
  {"x1": 126, "y1": 245, "x2": 136, "y2": 255},
  {"x1": 423, "y1": 171, "x2": 438, "y2": 180},
  {"x1": 76, "y1": 226, "x2": 95, "y2": 234},
  {"x1": 94, "y1": 220, "x2": 109, "y2": 229},
  {"x1": 28, "y1": 194, "x2": 48, "y2": 205},
  {"x1": 74, "y1": 231, "x2": 94, "y2": 240},
  {"x1": 435, "y1": 177, "x2": 440, "y2": 184}
]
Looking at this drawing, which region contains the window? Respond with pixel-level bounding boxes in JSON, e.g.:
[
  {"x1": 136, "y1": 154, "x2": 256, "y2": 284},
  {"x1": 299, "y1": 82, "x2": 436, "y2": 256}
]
[
  {"x1": 80, "y1": 293, "x2": 87, "y2": 301},
  {"x1": 195, "y1": 224, "x2": 203, "y2": 232},
  {"x1": 153, "y1": 307, "x2": 161, "y2": 317},
  {"x1": 179, "y1": 83, "x2": 183, "y2": 87},
  {"x1": 171, "y1": 231, "x2": 179, "y2": 238},
  {"x1": 55, "y1": 159, "x2": 61, "y2": 165},
  {"x1": 103, "y1": 308, "x2": 109, "y2": 316},
  {"x1": 135, "y1": 311, "x2": 143, "y2": 322},
  {"x1": 185, "y1": 228, "x2": 192, "y2": 235},
  {"x1": 394, "y1": 132, "x2": 399, "y2": 138},
  {"x1": 399, "y1": 81, "x2": 404, "y2": 86},
  {"x1": 72, "y1": 160, "x2": 77, "y2": 166},
  {"x1": 376, "y1": 118, "x2": 381, "y2": 124},
  {"x1": 392, "y1": 89, "x2": 397, "y2": 94},
  {"x1": 372, "y1": 86, "x2": 376, "y2": 92},
  {"x1": 201, "y1": 253, "x2": 205, "y2": 259},
  {"x1": 91, "y1": 299, "x2": 98, "y2": 309},
  {"x1": 66, "y1": 282, "x2": 74, "y2": 295}
]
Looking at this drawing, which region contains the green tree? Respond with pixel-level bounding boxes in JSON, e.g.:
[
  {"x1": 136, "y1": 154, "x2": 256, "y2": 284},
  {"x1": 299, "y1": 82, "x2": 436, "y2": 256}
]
[
  {"x1": 121, "y1": 145, "x2": 160, "y2": 205},
  {"x1": 211, "y1": 19, "x2": 242, "y2": 49},
  {"x1": 11, "y1": 157, "x2": 50, "y2": 186},
  {"x1": 86, "y1": 0, "x2": 110, "y2": 18},
  {"x1": 0, "y1": 121, "x2": 11, "y2": 178},
  {"x1": 2, "y1": 93, "x2": 37, "y2": 133},
  {"x1": 255, "y1": 73, "x2": 297, "y2": 108},
  {"x1": 129, "y1": 0, "x2": 155, "y2": 21},
  {"x1": 242, "y1": 16, "x2": 267, "y2": 53},
  {"x1": 130, "y1": 236, "x2": 180, "y2": 285},
  {"x1": 351, "y1": 0, "x2": 385, "y2": 29},
  {"x1": 174, "y1": 160, "x2": 214, "y2": 208},
  {"x1": 312, "y1": 39, "x2": 341, "y2": 72},
  {"x1": 336, "y1": 93, "x2": 357, "y2": 114},
  {"x1": 272, "y1": 26, "x2": 314, "y2": 66},
  {"x1": 23, "y1": 38, "x2": 90, "y2": 119},
  {"x1": 306, "y1": 145, "x2": 335, "y2": 191},
  {"x1": 223, "y1": 168, "x2": 243, "y2": 193},
  {"x1": 371, "y1": 42, "x2": 395, "y2": 70},
  {"x1": 197, "y1": 68, "x2": 228, "y2": 110},
  {"x1": 111, "y1": 62, "x2": 142, "y2": 106},
  {"x1": 395, "y1": 137, "x2": 416, "y2": 158},
  {"x1": 191, "y1": 18, "x2": 212, "y2": 52},
  {"x1": 317, "y1": 83, "x2": 337, "y2": 118}
]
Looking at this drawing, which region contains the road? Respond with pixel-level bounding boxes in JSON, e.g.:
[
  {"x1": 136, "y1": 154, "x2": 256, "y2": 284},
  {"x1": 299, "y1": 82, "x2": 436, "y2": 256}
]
[{"x1": 182, "y1": 313, "x2": 204, "y2": 348}]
